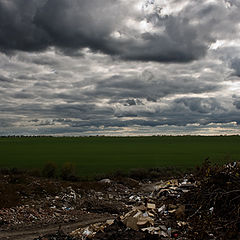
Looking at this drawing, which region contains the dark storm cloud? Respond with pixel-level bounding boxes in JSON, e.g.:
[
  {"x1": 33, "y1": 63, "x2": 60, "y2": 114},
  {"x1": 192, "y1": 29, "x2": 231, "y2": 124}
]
[
  {"x1": 0, "y1": 101, "x2": 114, "y2": 121},
  {"x1": 0, "y1": 94, "x2": 239, "y2": 135},
  {"x1": 109, "y1": 95, "x2": 240, "y2": 127},
  {"x1": 124, "y1": 99, "x2": 144, "y2": 106},
  {"x1": 233, "y1": 100, "x2": 240, "y2": 109},
  {"x1": 175, "y1": 97, "x2": 224, "y2": 114},
  {"x1": 13, "y1": 92, "x2": 36, "y2": 99},
  {"x1": 0, "y1": 118, "x2": 15, "y2": 128},
  {"x1": 230, "y1": 58, "x2": 240, "y2": 77},
  {"x1": 161, "y1": 97, "x2": 240, "y2": 126},
  {"x1": 90, "y1": 74, "x2": 221, "y2": 102},
  {"x1": 0, "y1": 0, "x2": 49, "y2": 52},
  {"x1": 125, "y1": 99, "x2": 137, "y2": 106},
  {"x1": 52, "y1": 104, "x2": 114, "y2": 119},
  {"x1": 0, "y1": 0, "x2": 225, "y2": 62},
  {"x1": 0, "y1": 52, "x2": 229, "y2": 134},
  {"x1": 0, "y1": 75, "x2": 12, "y2": 82},
  {"x1": 46, "y1": 99, "x2": 240, "y2": 128},
  {"x1": 233, "y1": 96, "x2": 240, "y2": 110},
  {"x1": 1, "y1": 0, "x2": 240, "y2": 135}
]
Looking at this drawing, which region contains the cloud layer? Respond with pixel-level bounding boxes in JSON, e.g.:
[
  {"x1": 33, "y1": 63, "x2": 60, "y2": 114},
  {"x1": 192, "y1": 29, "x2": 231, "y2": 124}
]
[
  {"x1": 0, "y1": 0, "x2": 240, "y2": 135},
  {"x1": 1, "y1": 0, "x2": 239, "y2": 62}
]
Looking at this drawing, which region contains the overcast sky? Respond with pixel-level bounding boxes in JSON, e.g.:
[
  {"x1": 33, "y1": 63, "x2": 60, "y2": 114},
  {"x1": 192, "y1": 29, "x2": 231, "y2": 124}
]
[{"x1": 0, "y1": 0, "x2": 240, "y2": 136}]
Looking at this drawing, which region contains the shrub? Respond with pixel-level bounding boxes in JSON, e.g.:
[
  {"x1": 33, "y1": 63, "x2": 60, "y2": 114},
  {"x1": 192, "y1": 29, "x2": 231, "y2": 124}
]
[
  {"x1": 42, "y1": 162, "x2": 57, "y2": 178},
  {"x1": 60, "y1": 162, "x2": 76, "y2": 181},
  {"x1": 29, "y1": 168, "x2": 42, "y2": 177}
]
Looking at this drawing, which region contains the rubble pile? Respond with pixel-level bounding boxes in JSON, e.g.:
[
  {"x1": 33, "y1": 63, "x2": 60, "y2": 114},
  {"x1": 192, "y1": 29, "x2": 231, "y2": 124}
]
[
  {"x1": 68, "y1": 177, "x2": 197, "y2": 239},
  {"x1": 0, "y1": 173, "x2": 147, "y2": 233},
  {"x1": 69, "y1": 161, "x2": 240, "y2": 239},
  {"x1": 0, "y1": 183, "x2": 84, "y2": 229},
  {"x1": 85, "y1": 218, "x2": 159, "y2": 240},
  {"x1": 70, "y1": 219, "x2": 115, "y2": 239},
  {"x1": 1, "y1": 161, "x2": 240, "y2": 239},
  {"x1": 0, "y1": 176, "x2": 116, "y2": 231}
]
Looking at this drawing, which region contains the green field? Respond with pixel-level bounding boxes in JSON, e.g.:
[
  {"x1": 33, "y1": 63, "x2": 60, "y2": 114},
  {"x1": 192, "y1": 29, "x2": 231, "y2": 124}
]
[{"x1": 0, "y1": 136, "x2": 240, "y2": 176}]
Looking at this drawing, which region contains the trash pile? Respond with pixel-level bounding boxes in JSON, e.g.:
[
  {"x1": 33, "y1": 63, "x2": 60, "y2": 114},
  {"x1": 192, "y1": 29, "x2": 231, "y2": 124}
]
[
  {"x1": 68, "y1": 177, "x2": 197, "y2": 239},
  {"x1": 81, "y1": 218, "x2": 160, "y2": 240},
  {"x1": 68, "y1": 161, "x2": 240, "y2": 240},
  {"x1": 0, "y1": 173, "x2": 145, "y2": 233},
  {"x1": 70, "y1": 219, "x2": 115, "y2": 239},
  {"x1": 0, "y1": 184, "x2": 84, "y2": 229},
  {"x1": 0, "y1": 176, "x2": 121, "y2": 232},
  {"x1": 1, "y1": 161, "x2": 240, "y2": 240}
]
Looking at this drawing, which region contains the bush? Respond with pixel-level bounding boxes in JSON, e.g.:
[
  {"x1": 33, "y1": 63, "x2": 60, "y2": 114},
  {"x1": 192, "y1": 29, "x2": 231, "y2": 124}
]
[
  {"x1": 42, "y1": 162, "x2": 57, "y2": 178},
  {"x1": 29, "y1": 168, "x2": 42, "y2": 177},
  {"x1": 60, "y1": 162, "x2": 77, "y2": 181}
]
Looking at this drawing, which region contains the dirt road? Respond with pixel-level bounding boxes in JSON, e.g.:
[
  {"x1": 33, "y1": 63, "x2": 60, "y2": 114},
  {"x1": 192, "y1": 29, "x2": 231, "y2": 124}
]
[{"x1": 0, "y1": 216, "x2": 111, "y2": 240}]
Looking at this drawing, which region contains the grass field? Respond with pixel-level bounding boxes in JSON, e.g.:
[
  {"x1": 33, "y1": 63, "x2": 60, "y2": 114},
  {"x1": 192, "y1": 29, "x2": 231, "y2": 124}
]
[{"x1": 0, "y1": 136, "x2": 240, "y2": 176}]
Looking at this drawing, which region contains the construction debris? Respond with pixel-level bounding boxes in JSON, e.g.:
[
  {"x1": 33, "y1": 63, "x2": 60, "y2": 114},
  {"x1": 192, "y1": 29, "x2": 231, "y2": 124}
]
[
  {"x1": 70, "y1": 219, "x2": 115, "y2": 239},
  {"x1": 1, "y1": 160, "x2": 240, "y2": 239}
]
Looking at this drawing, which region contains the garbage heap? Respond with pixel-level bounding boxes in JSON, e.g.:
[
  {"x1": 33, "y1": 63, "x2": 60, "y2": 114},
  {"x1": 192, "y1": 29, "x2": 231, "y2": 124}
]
[
  {"x1": 35, "y1": 161, "x2": 240, "y2": 240},
  {"x1": 68, "y1": 177, "x2": 197, "y2": 239},
  {"x1": 70, "y1": 161, "x2": 240, "y2": 240}
]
